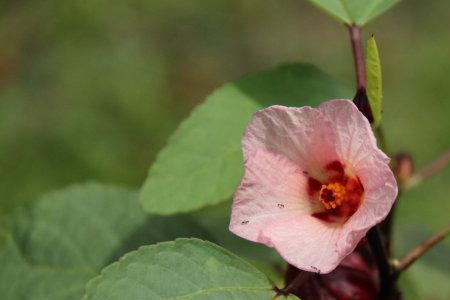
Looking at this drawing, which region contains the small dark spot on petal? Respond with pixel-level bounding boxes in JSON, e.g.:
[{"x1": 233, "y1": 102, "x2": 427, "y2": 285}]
[
  {"x1": 277, "y1": 203, "x2": 285, "y2": 208},
  {"x1": 241, "y1": 220, "x2": 249, "y2": 225},
  {"x1": 302, "y1": 170, "x2": 308, "y2": 175}
]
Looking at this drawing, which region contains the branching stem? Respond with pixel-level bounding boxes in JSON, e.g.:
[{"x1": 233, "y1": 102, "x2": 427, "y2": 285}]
[
  {"x1": 404, "y1": 149, "x2": 450, "y2": 190},
  {"x1": 395, "y1": 222, "x2": 450, "y2": 274}
]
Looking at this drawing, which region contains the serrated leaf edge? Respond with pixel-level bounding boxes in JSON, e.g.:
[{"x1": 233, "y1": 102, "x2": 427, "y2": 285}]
[{"x1": 82, "y1": 238, "x2": 278, "y2": 300}]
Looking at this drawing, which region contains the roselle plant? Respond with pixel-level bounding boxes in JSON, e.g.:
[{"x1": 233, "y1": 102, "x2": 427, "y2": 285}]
[{"x1": 1, "y1": 1, "x2": 449, "y2": 300}]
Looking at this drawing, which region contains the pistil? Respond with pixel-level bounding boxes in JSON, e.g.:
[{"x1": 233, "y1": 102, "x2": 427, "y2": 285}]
[{"x1": 319, "y1": 182, "x2": 346, "y2": 210}]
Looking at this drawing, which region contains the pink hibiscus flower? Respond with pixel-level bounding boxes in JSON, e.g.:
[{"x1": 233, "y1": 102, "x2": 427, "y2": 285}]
[{"x1": 229, "y1": 99, "x2": 397, "y2": 274}]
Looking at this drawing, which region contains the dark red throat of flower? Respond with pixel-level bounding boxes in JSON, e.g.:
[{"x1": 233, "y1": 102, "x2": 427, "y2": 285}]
[{"x1": 308, "y1": 160, "x2": 364, "y2": 222}]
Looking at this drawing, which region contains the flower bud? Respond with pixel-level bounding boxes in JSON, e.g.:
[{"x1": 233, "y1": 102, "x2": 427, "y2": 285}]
[{"x1": 393, "y1": 153, "x2": 414, "y2": 183}]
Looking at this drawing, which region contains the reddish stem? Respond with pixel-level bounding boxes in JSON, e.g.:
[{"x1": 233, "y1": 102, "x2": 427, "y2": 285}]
[
  {"x1": 348, "y1": 25, "x2": 373, "y2": 122},
  {"x1": 416, "y1": 149, "x2": 450, "y2": 180},
  {"x1": 367, "y1": 226, "x2": 397, "y2": 298},
  {"x1": 276, "y1": 271, "x2": 309, "y2": 297},
  {"x1": 405, "y1": 148, "x2": 450, "y2": 190},
  {"x1": 396, "y1": 222, "x2": 450, "y2": 274},
  {"x1": 348, "y1": 25, "x2": 366, "y2": 90}
]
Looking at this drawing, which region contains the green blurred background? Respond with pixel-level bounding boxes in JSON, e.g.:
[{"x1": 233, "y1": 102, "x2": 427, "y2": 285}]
[{"x1": 0, "y1": 0, "x2": 449, "y2": 298}]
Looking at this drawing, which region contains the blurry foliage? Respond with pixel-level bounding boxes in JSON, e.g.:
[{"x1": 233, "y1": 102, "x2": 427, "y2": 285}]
[
  {"x1": 0, "y1": 0, "x2": 449, "y2": 298},
  {"x1": 0, "y1": 183, "x2": 211, "y2": 299}
]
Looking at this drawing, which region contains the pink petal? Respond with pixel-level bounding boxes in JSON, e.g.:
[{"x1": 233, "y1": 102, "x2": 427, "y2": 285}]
[
  {"x1": 230, "y1": 100, "x2": 398, "y2": 274},
  {"x1": 339, "y1": 165, "x2": 398, "y2": 254},
  {"x1": 317, "y1": 99, "x2": 389, "y2": 170},
  {"x1": 229, "y1": 148, "x2": 320, "y2": 244},
  {"x1": 261, "y1": 215, "x2": 342, "y2": 274},
  {"x1": 317, "y1": 100, "x2": 398, "y2": 254},
  {"x1": 242, "y1": 105, "x2": 339, "y2": 181}
]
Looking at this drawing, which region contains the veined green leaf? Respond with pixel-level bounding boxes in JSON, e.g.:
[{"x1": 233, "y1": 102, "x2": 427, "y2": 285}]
[
  {"x1": 307, "y1": 0, "x2": 401, "y2": 25},
  {"x1": 83, "y1": 238, "x2": 299, "y2": 300},
  {"x1": 140, "y1": 64, "x2": 350, "y2": 215}
]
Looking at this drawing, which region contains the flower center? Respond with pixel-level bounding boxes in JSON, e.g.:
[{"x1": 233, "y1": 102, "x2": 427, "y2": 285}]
[{"x1": 319, "y1": 182, "x2": 346, "y2": 210}]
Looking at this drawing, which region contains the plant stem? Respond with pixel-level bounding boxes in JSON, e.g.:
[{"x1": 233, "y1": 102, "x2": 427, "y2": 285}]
[
  {"x1": 348, "y1": 25, "x2": 374, "y2": 122},
  {"x1": 275, "y1": 271, "x2": 308, "y2": 297},
  {"x1": 395, "y1": 222, "x2": 450, "y2": 274},
  {"x1": 348, "y1": 24, "x2": 397, "y2": 297},
  {"x1": 404, "y1": 149, "x2": 450, "y2": 190},
  {"x1": 367, "y1": 226, "x2": 395, "y2": 298},
  {"x1": 348, "y1": 25, "x2": 366, "y2": 90}
]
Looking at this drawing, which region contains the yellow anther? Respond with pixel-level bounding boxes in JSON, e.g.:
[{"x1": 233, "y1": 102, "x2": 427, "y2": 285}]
[{"x1": 319, "y1": 182, "x2": 346, "y2": 210}]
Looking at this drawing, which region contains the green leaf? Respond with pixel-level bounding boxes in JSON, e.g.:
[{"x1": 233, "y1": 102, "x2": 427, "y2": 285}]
[
  {"x1": 0, "y1": 229, "x2": 94, "y2": 300},
  {"x1": 0, "y1": 183, "x2": 209, "y2": 300},
  {"x1": 140, "y1": 63, "x2": 350, "y2": 215},
  {"x1": 83, "y1": 238, "x2": 298, "y2": 300},
  {"x1": 193, "y1": 201, "x2": 285, "y2": 286},
  {"x1": 307, "y1": 0, "x2": 401, "y2": 25},
  {"x1": 365, "y1": 35, "x2": 383, "y2": 128}
]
